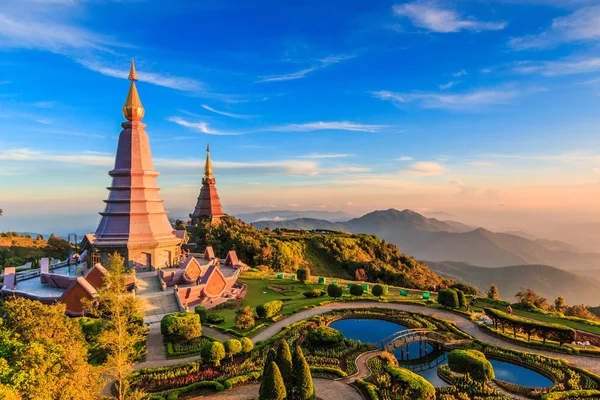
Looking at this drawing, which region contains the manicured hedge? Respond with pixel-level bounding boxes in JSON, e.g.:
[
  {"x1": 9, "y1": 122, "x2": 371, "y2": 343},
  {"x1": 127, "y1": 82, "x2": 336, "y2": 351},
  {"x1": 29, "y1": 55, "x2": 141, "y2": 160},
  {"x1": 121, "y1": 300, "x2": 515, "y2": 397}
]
[
  {"x1": 309, "y1": 366, "x2": 347, "y2": 378},
  {"x1": 356, "y1": 378, "x2": 380, "y2": 400},
  {"x1": 327, "y1": 284, "x2": 343, "y2": 298},
  {"x1": 222, "y1": 371, "x2": 261, "y2": 389},
  {"x1": 256, "y1": 300, "x2": 283, "y2": 319},
  {"x1": 384, "y1": 365, "x2": 435, "y2": 400},
  {"x1": 350, "y1": 284, "x2": 364, "y2": 296},
  {"x1": 163, "y1": 380, "x2": 225, "y2": 400},
  {"x1": 437, "y1": 289, "x2": 459, "y2": 309},
  {"x1": 303, "y1": 289, "x2": 325, "y2": 298},
  {"x1": 484, "y1": 308, "x2": 576, "y2": 345},
  {"x1": 306, "y1": 326, "x2": 344, "y2": 346},
  {"x1": 160, "y1": 313, "x2": 202, "y2": 341},
  {"x1": 207, "y1": 314, "x2": 224, "y2": 324},
  {"x1": 541, "y1": 390, "x2": 600, "y2": 399},
  {"x1": 194, "y1": 306, "x2": 207, "y2": 323},
  {"x1": 297, "y1": 268, "x2": 310, "y2": 282},
  {"x1": 448, "y1": 349, "x2": 495, "y2": 381}
]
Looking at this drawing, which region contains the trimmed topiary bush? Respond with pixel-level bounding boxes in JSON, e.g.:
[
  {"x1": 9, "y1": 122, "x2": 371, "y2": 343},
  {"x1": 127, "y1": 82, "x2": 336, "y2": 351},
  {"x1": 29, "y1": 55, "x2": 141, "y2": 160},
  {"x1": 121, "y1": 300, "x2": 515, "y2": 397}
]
[
  {"x1": 235, "y1": 306, "x2": 255, "y2": 331},
  {"x1": 456, "y1": 289, "x2": 467, "y2": 309},
  {"x1": 327, "y1": 284, "x2": 343, "y2": 299},
  {"x1": 297, "y1": 268, "x2": 310, "y2": 283},
  {"x1": 240, "y1": 337, "x2": 254, "y2": 353},
  {"x1": 160, "y1": 313, "x2": 202, "y2": 341},
  {"x1": 448, "y1": 349, "x2": 495, "y2": 381},
  {"x1": 224, "y1": 338, "x2": 242, "y2": 358},
  {"x1": 437, "y1": 289, "x2": 460, "y2": 309},
  {"x1": 303, "y1": 289, "x2": 324, "y2": 298},
  {"x1": 259, "y1": 361, "x2": 286, "y2": 400},
  {"x1": 276, "y1": 339, "x2": 293, "y2": 383},
  {"x1": 256, "y1": 300, "x2": 283, "y2": 319},
  {"x1": 350, "y1": 284, "x2": 364, "y2": 297},
  {"x1": 385, "y1": 366, "x2": 435, "y2": 400},
  {"x1": 201, "y1": 341, "x2": 226, "y2": 366},
  {"x1": 372, "y1": 284, "x2": 384, "y2": 297},
  {"x1": 207, "y1": 313, "x2": 224, "y2": 324},
  {"x1": 306, "y1": 326, "x2": 344, "y2": 347},
  {"x1": 194, "y1": 306, "x2": 208, "y2": 324},
  {"x1": 293, "y1": 346, "x2": 314, "y2": 400}
]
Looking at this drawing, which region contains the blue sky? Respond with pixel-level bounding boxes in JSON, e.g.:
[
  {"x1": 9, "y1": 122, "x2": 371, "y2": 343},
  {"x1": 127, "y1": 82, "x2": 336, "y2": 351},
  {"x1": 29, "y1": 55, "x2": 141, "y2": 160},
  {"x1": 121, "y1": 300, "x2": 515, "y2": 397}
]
[{"x1": 2, "y1": 0, "x2": 600, "y2": 234}]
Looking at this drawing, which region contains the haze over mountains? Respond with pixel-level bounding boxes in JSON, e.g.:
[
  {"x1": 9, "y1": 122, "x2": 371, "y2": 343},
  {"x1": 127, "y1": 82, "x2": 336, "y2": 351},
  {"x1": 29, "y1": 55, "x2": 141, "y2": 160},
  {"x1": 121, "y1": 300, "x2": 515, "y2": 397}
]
[{"x1": 251, "y1": 208, "x2": 600, "y2": 304}]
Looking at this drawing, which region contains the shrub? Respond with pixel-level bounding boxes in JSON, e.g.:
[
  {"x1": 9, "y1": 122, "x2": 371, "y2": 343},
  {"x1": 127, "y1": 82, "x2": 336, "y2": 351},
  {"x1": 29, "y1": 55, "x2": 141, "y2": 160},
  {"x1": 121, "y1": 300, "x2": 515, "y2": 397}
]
[
  {"x1": 385, "y1": 366, "x2": 435, "y2": 400},
  {"x1": 207, "y1": 314, "x2": 225, "y2": 324},
  {"x1": 194, "y1": 306, "x2": 207, "y2": 323},
  {"x1": 224, "y1": 339, "x2": 242, "y2": 358},
  {"x1": 350, "y1": 284, "x2": 364, "y2": 296},
  {"x1": 327, "y1": 284, "x2": 343, "y2": 299},
  {"x1": 448, "y1": 349, "x2": 494, "y2": 381},
  {"x1": 235, "y1": 306, "x2": 255, "y2": 331},
  {"x1": 241, "y1": 337, "x2": 254, "y2": 353},
  {"x1": 160, "y1": 313, "x2": 202, "y2": 341},
  {"x1": 297, "y1": 268, "x2": 310, "y2": 283},
  {"x1": 260, "y1": 362, "x2": 286, "y2": 400},
  {"x1": 379, "y1": 350, "x2": 398, "y2": 366},
  {"x1": 303, "y1": 289, "x2": 324, "y2": 298},
  {"x1": 306, "y1": 326, "x2": 344, "y2": 346},
  {"x1": 456, "y1": 289, "x2": 467, "y2": 309},
  {"x1": 372, "y1": 284, "x2": 384, "y2": 297},
  {"x1": 293, "y1": 346, "x2": 314, "y2": 400},
  {"x1": 276, "y1": 339, "x2": 294, "y2": 383},
  {"x1": 450, "y1": 283, "x2": 479, "y2": 295},
  {"x1": 201, "y1": 341, "x2": 225, "y2": 366},
  {"x1": 256, "y1": 300, "x2": 283, "y2": 319},
  {"x1": 77, "y1": 317, "x2": 103, "y2": 340},
  {"x1": 437, "y1": 289, "x2": 459, "y2": 309}
]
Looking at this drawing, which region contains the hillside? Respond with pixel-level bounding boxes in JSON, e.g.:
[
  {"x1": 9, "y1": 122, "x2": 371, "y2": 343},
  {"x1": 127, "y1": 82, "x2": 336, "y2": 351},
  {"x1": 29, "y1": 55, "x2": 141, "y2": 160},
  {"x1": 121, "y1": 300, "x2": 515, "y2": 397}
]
[
  {"x1": 427, "y1": 261, "x2": 600, "y2": 306},
  {"x1": 252, "y1": 209, "x2": 600, "y2": 271},
  {"x1": 0, "y1": 232, "x2": 68, "y2": 269},
  {"x1": 189, "y1": 216, "x2": 449, "y2": 290}
]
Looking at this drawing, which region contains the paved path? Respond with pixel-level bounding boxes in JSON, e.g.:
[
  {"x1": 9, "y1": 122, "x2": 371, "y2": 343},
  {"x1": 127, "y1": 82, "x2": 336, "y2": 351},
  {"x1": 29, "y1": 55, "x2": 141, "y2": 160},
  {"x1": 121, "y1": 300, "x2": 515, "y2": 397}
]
[
  {"x1": 489, "y1": 381, "x2": 530, "y2": 400},
  {"x1": 191, "y1": 378, "x2": 362, "y2": 400},
  {"x1": 251, "y1": 302, "x2": 600, "y2": 374},
  {"x1": 340, "y1": 350, "x2": 381, "y2": 383}
]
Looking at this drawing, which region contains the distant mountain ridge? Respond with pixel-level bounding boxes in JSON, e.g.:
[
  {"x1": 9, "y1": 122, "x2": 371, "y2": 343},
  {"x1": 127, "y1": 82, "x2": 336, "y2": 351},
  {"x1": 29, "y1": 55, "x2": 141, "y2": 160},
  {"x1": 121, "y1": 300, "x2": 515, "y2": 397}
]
[
  {"x1": 427, "y1": 261, "x2": 600, "y2": 306},
  {"x1": 234, "y1": 210, "x2": 353, "y2": 223},
  {"x1": 253, "y1": 208, "x2": 600, "y2": 271}
]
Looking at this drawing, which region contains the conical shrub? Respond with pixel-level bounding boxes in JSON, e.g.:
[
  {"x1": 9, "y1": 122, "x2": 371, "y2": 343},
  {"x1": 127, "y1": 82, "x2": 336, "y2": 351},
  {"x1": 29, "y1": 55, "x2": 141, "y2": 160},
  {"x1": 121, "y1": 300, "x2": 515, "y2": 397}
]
[
  {"x1": 293, "y1": 346, "x2": 314, "y2": 400},
  {"x1": 260, "y1": 361, "x2": 287, "y2": 400},
  {"x1": 276, "y1": 339, "x2": 294, "y2": 383}
]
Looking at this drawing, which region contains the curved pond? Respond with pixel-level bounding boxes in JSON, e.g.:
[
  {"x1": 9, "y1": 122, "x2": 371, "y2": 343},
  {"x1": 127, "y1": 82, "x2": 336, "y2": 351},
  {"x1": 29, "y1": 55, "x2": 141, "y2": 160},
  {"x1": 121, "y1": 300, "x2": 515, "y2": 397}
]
[{"x1": 330, "y1": 318, "x2": 554, "y2": 389}]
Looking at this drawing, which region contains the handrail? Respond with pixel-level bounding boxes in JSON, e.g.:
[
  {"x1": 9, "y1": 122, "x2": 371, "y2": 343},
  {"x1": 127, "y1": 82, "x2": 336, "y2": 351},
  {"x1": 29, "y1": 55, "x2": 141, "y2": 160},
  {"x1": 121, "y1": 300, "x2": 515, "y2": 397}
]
[{"x1": 381, "y1": 328, "x2": 453, "y2": 351}]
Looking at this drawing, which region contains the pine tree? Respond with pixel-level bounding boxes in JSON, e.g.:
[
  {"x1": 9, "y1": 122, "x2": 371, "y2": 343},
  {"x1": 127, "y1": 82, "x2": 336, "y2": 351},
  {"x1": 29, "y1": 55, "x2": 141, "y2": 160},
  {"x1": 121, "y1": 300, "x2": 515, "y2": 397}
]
[
  {"x1": 276, "y1": 339, "x2": 293, "y2": 383},
  {"x1": 293, "y1": 346, "x2": 314, "y2": 400},
  {"x1": 260, "y1": 362, "x2": 286, "y2": 400}
]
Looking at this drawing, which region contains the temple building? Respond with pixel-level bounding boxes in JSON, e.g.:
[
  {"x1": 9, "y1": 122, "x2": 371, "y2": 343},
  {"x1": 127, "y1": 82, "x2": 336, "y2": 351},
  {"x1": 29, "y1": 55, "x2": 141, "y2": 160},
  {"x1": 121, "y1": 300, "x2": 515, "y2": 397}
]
[
  {"x1": 82, "y1": 60, "x2": 182, "y2": 269},
  {"x1": 189, "y1": 145, "x2": 226, "y2": 225}
]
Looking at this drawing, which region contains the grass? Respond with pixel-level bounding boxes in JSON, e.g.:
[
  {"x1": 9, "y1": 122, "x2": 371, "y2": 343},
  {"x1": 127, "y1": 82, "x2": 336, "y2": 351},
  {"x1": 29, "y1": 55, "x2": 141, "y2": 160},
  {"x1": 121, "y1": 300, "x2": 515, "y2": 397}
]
[{"x1": 472, "y1": 299, "x2": 600, "y2": 335}]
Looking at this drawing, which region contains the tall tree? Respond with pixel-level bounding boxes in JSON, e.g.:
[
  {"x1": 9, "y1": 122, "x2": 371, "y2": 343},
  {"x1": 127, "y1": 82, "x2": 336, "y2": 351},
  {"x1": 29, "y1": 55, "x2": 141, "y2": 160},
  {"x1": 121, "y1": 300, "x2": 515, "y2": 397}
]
[
  {"x1": 293, "y1": 346, "x2": 314, "y2": 400},
  {"x1": 0, "y1": 297, "x2": 103, "y2": 399},
  {"x1": 260, "y1": 362, "x2": 287, "y2": 400},
  {"x1": 554, "y1": 296, "x2": 566, "y2": 313},
  {"x1": 487, "y1": 284, "x2": 500, "y2": 300},
  {"x1": 88, "y1": 252, "x2": 146, "y2": 400}
]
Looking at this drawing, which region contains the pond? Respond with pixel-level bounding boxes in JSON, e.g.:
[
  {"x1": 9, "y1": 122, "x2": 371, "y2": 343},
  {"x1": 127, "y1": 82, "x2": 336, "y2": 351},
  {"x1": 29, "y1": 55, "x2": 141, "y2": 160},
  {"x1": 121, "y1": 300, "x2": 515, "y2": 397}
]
[{"x1": 330, "y1": 318, "x2": 555, "y2": 389}]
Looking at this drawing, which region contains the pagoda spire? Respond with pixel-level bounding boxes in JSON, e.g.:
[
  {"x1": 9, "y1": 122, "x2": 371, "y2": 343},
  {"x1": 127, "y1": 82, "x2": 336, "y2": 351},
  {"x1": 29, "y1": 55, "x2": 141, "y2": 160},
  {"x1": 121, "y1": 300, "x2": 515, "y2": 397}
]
[
  {"x1": 122, "y1": 59, "x2": 145, "y2": 122},
  {"x1": 204, "y1": 144, "x2": 213, "y2": 179}
]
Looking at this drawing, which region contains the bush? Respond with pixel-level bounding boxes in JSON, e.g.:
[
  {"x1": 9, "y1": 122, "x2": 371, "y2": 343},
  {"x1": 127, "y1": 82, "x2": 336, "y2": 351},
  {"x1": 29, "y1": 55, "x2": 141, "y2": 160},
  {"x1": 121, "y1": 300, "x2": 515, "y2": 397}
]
[
  {"x1": 448, "y1": 349, "x2": 495, "y2": 381},
  {"x1": 297, "y1": 268, "x2": 310, "y2": 283},
  {"x1": 456, "y1": 289, "x2": 467, "y2": 309},
  {"x1": 201, "y1": 341, "x2": 225, "y2": 366},
  {"x1": 207, "y1": 314, "x2": 225, "y2": 324},
  {"x1": 379, "y1": 351, "x2": 398, "y2": 367},
  {"x1": 303, "y1": 289, "x2": 324, "y2": 298},
  {"x1": 437, "y1": 289, "x2": 459, "y2": 309},
  {"x1": 194, "y1": 306, "x2": 208, "y2": 323},
  {"x1": 350, "y1": 284, "x2": 364, "y2": 296},
  {"x1": 385, "y1": 366, "x2": 435, "y2": 400},
  {"x1": 241, "y1": 337, "x2": 254, "y2": 353},
  {"x1": 541, "y1": 390, "x2": 600, "y2": 400},
  {"x1": 224, "y1": 338, "x2": 242, "y2": 358},
  {"x1": 256, "y1": 300, "x2": 283, "y2": 319},
  {"x1": 372, "y1": 284, "x2": 384, "y2": 297},
  {"x1": 260, "y1": 362, "x2": 286, "y2": 400},
  {"x1": 306, "y1": 326, "x2": 344, "y2": 346},
  {"x1": 235, "y1": 306, "x2": 255, "y2": 331},
  {"x1": 450, "y1": 283, "x2": 479, "y2": 295},
  {"x1": 223, "y1": 371, "x2": 261, "y2": 389},
  {"x1": 77, "y1": 317, "x2": 103, "y2": 340},
  {"x1": 160, "y1": 313, "x2": 202, "y2": 341},
  {"x1": 327, "y1": 284, "x2": 343, "y2": 299}
]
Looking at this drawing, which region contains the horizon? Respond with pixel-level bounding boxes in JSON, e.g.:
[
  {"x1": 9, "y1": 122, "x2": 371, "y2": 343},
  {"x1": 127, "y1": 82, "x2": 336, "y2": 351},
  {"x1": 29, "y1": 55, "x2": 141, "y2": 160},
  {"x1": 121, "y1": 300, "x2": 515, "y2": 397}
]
[{"x1": 3, "y1": 0, "x2": 600, "y2": 240}]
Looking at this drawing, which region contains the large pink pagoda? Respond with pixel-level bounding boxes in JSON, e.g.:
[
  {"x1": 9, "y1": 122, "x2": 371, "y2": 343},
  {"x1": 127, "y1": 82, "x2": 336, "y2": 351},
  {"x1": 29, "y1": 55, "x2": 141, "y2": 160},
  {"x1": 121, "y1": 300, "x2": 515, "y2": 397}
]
[
  {"x1": 189, "y1": 145, "x2": 226, "y2": 225},
  {"x1": 85, "y1": 60, "x2": 182, "y2": 269}
]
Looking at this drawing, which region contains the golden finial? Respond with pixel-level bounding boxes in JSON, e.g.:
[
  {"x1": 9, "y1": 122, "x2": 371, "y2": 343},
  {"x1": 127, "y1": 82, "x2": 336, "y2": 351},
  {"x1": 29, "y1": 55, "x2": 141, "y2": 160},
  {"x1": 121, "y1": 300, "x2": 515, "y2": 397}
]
[
  {"x1": 122, "y1": 58, "x2": 144, "y2": 121},
  {"x1": 204, "y1": 144, "x2": 213, "y2": 178}
]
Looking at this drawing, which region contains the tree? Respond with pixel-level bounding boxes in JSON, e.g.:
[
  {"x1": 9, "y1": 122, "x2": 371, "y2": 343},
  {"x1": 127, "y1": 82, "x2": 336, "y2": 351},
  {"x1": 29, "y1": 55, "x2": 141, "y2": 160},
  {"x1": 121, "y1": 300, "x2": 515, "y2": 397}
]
[
  {"x1": 565, "y1": 304, "x2": 598, "y2": 320},
  {"x1": 355, "y1": 268, "x2": 368, "y2": 281},
  {"x1": 88, "y1": 252, "x2": 146, "y2": 400},
  {"x1": 293, "y1": 346, "x2": 314, "y2": 400},
  {"x1": 515, "y1": 288, "x2": 549, "y2": 310},
  {"x1": 0, "y1": 297, "x2": 103, "y2": 399},
  {"x1": 350, "y1": 284, "x2": 364, "y2": 297},
  {"x1": 327, "y1": 284, "x2": 343, "y2": 299},
  {"x1": 240, "y1": 337, "x2": 254, "y2": 353},
  {"x1": 260, "y1": 362, "x2": 286, "y2": 400},
  {"x1": 554, "y1": 296, "x2": 566, "y2": 313},
  {"x1": 202, "y1": 341, "x2": 226, "y2": 366},
  {"x1": 224, "y1": 339, "x2": 242, "y2": 359},
  {"x1": 488, "y1": 284, "x2": 500, "y2": 301},
  {"x1": 372, "y1": 284, "x2": 384, "y2": 298},
  {"x1": 36, "y1": 234, "x2": 44, "y2": 240},
  {"x1": 276, "y1": 340, "x2": 293, "y2": 384},
  {"x1": 297, "y1": 268, "x2": 310, "y2": 283},
  {"x1": 235, "y1": 306, "x2": 255, "y2": 331}
]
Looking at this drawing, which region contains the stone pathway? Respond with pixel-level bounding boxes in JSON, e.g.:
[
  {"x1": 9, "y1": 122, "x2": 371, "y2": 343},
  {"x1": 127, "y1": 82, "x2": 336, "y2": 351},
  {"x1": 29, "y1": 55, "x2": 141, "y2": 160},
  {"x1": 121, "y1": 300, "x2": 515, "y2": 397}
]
[
  {"x1": 340, "y1": 350, "x2": 381, "y2": 383},
  {"x1": 191, "y1": 378, "x2": 362, "y2": 400},
  {"x1": 136, "y1": 271, "x2": 180, "y2": 324}
]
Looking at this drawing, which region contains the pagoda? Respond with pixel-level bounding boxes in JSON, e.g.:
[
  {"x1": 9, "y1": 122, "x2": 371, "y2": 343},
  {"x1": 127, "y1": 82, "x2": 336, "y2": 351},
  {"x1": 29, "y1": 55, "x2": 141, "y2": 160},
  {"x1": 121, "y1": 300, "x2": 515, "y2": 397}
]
[
  {"x1": 87, "y1": 60, "x2": 182, "y2": 269},
  {"x1": 189, "y1": 145, "x2": 226, "y2": 225}
]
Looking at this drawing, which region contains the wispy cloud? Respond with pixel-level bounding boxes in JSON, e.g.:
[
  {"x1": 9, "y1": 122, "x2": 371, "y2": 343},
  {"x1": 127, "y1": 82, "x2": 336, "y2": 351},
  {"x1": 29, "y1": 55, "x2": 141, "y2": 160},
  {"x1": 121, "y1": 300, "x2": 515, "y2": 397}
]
[
  {"x1": 403, "y1": 161, "x2": 447, "y2": 176},
  {"x1": 453, "y1": 70, "x2": 467, "y2": 77},
  {"x1": 256, "y1": 54, "x2": 355, "y2": 83},
  {"x1": 167, "y1": 117, "x2": 243, "y2": 136},
  {"x1": 371, "y1": 89, "x2": 519, "y2": 109},
  {"x1": 200, "y1": 104, "x2": 255, "y2": 119},
  {"x1": 294, "y1": 153, "x2": 355, "y2": 159},
  {"x1": 0, "y1": 148, "x2": 113, "y2": 166},
  {"x1": 439, "y1": 81, "x2": 459, "y2": 90},
  {"x1": 393, "y1": 2, "x2": 507, "y2": 33},
  {"x1": 398, "y1": 156, "x2": 414, "y2": 161},
  {"x1": 512, "y1": 56, "x2": 600, "y2": 76},
  {"x1": 77, "y1": 59, "x2": 204, "y2": 91},
  {"x1": 508, "y1": 5, "x2": 600, "y2": 50}
]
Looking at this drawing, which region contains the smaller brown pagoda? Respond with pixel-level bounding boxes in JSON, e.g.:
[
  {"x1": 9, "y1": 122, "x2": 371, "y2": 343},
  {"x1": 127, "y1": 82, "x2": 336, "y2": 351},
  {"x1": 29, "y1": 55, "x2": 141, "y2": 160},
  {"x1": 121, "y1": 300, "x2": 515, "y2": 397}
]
[{"x1": 189, "y1": 145, "x2": 226, "y2": 225}]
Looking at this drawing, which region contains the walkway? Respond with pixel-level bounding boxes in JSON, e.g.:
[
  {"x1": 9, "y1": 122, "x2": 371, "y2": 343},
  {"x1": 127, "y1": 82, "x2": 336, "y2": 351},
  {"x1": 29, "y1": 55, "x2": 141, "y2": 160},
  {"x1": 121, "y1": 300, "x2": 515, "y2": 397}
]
[
  {"x1": 136, "y1": 271, "x2": 179, "y2": 324},
  {"x1": 340, "y1": 350, "x2": 381, "y2": 383},
  {"x1": 252, "y1": 302, "x2": 600, "y2": 374}
]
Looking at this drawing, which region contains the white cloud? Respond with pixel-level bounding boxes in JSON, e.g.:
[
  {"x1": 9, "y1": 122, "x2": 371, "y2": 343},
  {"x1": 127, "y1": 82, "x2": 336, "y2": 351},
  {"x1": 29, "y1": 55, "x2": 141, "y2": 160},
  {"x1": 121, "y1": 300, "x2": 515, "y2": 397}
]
[
  {"x1": 256, "y1": 53, "x2": 354, "y2": 83},
  {"x1": 513, "y1": 57, "x2": 600, "y2": 76},
  {"x1": 508, "y1": 6, "x2": 600, "y2": 50},
  {"x1": 398, "y1": 156, "x2": 414, "y2": 161},
  {"x1": 77, "y1": 60, "x2": 204, "y2": 91},
  {"x1": 453, "y1": 70, "x2": 467, "y2": 77},
  {"x1": 200, "y1": 104, "x2": 254, "y2": 119},
  {"x1": 404, "y1": 161, "x2": 447, "y2": 176},
  {"x1": 393, "y1": 2, "x2": 507, "y2": 33},
  {"x1": 167, "y1": 117, "x2": 242, "y2": 135},
  {"x1": 371, "y1": 89, "x2": 518, "y2": 109},
  {"x1": 0, "y1": 148, "x2": 113, "y2": 166},
  {"x1": 275, "y1": 121, "x2": 386, "y2": 133},
  {"x1": 439, "y1": 81, "x2": 459, "y2": 90}
]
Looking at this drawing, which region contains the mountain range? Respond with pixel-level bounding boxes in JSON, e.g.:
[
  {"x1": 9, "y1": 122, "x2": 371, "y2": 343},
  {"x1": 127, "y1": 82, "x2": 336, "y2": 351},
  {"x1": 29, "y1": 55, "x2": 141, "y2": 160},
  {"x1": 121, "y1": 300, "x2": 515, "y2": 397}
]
[{"x1": 232, "y1": 210, "x2": 354, "y2": 223}]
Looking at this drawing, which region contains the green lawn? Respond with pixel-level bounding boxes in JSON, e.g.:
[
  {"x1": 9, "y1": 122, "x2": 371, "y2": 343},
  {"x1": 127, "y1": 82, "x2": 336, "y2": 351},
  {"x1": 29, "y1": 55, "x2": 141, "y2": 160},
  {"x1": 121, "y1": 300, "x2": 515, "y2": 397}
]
[{"x1": 472, "y1": 299, "x2": 600, "y2": 335}]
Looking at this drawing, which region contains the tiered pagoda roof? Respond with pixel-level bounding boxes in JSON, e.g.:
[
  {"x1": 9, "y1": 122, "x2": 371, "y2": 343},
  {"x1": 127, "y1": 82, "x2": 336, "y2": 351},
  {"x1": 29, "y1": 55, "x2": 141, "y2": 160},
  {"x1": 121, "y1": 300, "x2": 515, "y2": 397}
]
[{"x1": 189, "y1": 145, "x2": 226, "y2": 224}]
